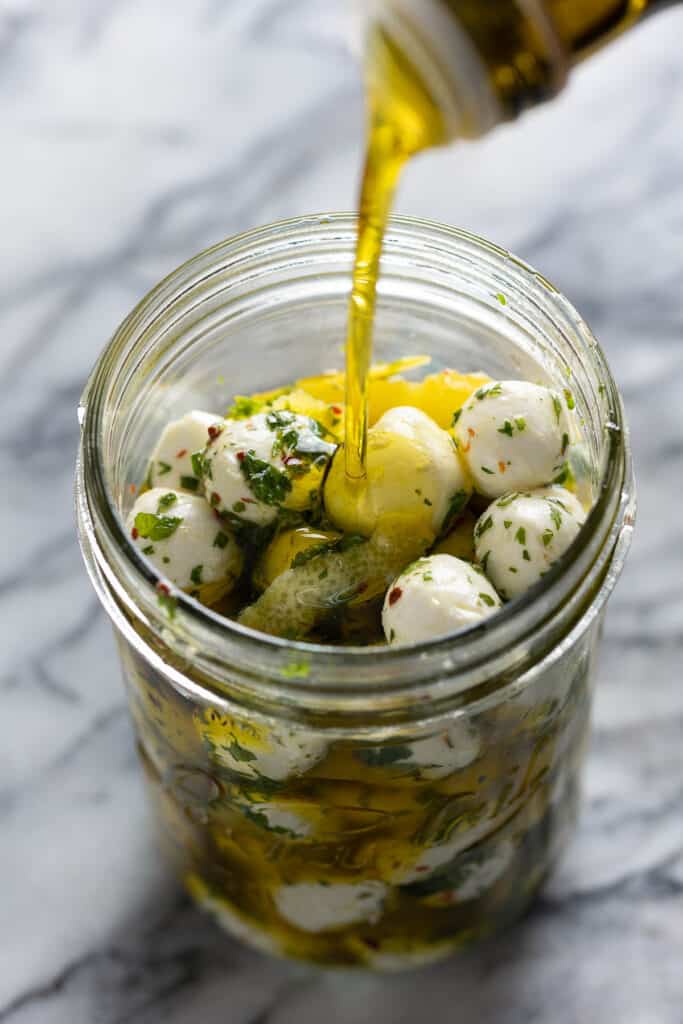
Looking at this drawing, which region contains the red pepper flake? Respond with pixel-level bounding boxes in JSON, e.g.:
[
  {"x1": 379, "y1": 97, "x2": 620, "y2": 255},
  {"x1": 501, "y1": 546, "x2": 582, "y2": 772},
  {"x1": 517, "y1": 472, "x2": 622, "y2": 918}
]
[
  {"x1": 208, "y1": 425, "x2": 222, "y2": 441},
  {"x1": 467, "y1": 427, "x2": 476, "y2": 438},
  {"x1": 210, "y1": 492, "x2": 221, "y2": 507},
  {"x1": 356, "y1": 581, "x2": 368, "y2": 595},
  {"x1": 176, "y1": 448, "x2": 188, "y2": 458},
  {"x1": 331, "y1": 405, "x2": 343, "y2": 415},
  {"x1": 212, "y1": 508, "x2": 222, "y2": 521},
  {"x1": 415, "y1": 865, "x2": 429, "y2": 873},
  {"x1": 462, "y1": 441, "x2": 471, "y2": 454},
  {"x1": 498, "y1": 461, "x2": 507, "y2": 473},
  {"x1": 131, "y1": 527, "x2": 139, "y2": 540},
  {"x1": 241, "y1": 496, "x2": 256, "y2": 504},
  {"x1": 236, "y1": 451, "x2": 245, "y2": 462},
  {"x1": 156, "y1": 582, "x2": 170, "y2": 596},
  {"x1": 129, "y1": 483, "x2": 137, "y2": 495},
  {"x1": 388, "y1": 587, "x2": 403, "y2": 606}
]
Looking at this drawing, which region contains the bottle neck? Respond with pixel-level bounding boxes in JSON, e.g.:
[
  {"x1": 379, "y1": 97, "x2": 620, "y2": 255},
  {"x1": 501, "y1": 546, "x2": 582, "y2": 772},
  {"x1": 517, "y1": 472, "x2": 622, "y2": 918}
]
[{"x1": 368, "y1": 0, "x2": 672, "y2": 141}]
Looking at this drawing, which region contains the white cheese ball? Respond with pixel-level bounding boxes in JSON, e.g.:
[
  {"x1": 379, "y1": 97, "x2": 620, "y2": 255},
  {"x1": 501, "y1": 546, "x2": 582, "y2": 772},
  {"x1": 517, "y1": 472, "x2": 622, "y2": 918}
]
[
  {"x1": 356, "y1": 719, "x2": 480, "y2": 781},
  {"x1": 453, "y1": 380, "x2": 575, "y2": 497},
  {"x1": 274, "y1": 881, "x2": 387, "y2": 934},
  {"x1": 200, "y1": 714, "x2": 327, "y2": 783},
  {"x1": 382, "y1": 554, "x2": 502, "y2": 645},
  {"x1": 421, "y1": 840, "x2": 515, "y2": 905},
  {"x1": 324, "y1": 407, "x2": 469, "y2": 539},
  {"x1": 148, "y1": 410, "x2": 222, "y2": 493},
  {"x1": 382, "y1": 813, "x2": 497, "y2": 885},
  {"x1": 474, "y1": 485, "x2": 587, "y2": 600},
  {"x1": 203, "y1": 411, "x2": 336, "y2": 526},
  {"x1": 126, "y1": 488, "x2": 243, "y2": 592}
]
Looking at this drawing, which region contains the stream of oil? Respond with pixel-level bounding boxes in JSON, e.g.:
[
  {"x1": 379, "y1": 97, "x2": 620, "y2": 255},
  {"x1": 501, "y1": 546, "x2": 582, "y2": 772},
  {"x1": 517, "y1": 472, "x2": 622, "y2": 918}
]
[{"x1": 343, "y1": 0, "x2": 663, "y2": 483}]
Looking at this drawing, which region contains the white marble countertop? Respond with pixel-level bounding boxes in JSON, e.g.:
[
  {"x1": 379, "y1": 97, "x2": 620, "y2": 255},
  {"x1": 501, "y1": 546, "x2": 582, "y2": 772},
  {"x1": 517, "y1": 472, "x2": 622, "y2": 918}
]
[{"x1": 2, "y1": 2, "x2": 682, "y2": 1021}]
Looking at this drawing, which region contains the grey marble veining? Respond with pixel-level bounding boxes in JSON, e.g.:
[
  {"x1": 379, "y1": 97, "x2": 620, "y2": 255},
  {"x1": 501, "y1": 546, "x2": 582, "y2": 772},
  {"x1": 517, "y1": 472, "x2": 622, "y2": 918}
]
[{"x1": 1, "y1": 2, "x2": 682, "y2": 1021}]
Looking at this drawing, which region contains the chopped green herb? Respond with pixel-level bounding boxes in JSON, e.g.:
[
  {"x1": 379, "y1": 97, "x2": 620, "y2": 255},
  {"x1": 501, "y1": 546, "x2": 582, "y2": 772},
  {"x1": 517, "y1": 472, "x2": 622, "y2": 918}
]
[
  {"x1": 542, "y1": 529, "x2": 554, "y2": 547},
  {"x1": 514, "y1": 417, "x2": 526, "y2": 432},
  {"x1": 180, "y1": 475, "x2": 199, "y2": 492},
  {"x1": 479, "y1": 550, "x2": 491, "y2": 573},
  {"x1": 515, "y1": 527, "x2": 526, "y2": 545},
  {"x1": 561, "y1": 432, "x2": 570, "y2": 455},
  {"x1": 423, "y1": 497, "x2": 433, "y2": 507},
  {"x1": 523, "y1": 549, "x2": 531, "y2": 561},
  {"x1": 134, "y1": 512, "x2": 183, "y2": 541},
  {"x1": 227, "y1": 739, "x2": 257, "y2": 763},
  {"x1": 475, "y1": 383, "x2": 503, "y2": 401},
  {"x1": 191, "y1": 451, "x2": 206, "y2": 479},
  {"x1": 157, "y1": 590, "x2": 177, "y2": 620},
  {"x1": 240, "y1": 451, "x2": 291, "y2": 506},
  {"x1": 481, "y1": 466, "x2": 494, "y2": 475},
  {"x1": 232, "y1": 501, "x2": 247, "y2": 514},
  {"x1": 156, "y1": 460, "x2": 172, "y2": 477},
  {"x1": 423, "y1": 571, "x2": 434, "y2": 582},
  {"x1": 479, "y1": 592, "x2": 496, "y2": 607},
  {"x1": 552, "y1": 394, "x2": 562, "y2": 424},
  {"x1": 496, "y1": 492, "x2": 520, "y2": 509},
  {"x1": 355, "y1": 746, "x2": 413, "y2": 767},
  {"x1": 550, "y1": 508, "x2": 563, "y2": 531},
  {"x1": 503, "y1": 520, "x2": 512, "y2": 529},
  {"x1": 476, "y1": 515, "x2": 494, "y2": 538},
  {"x1": 162, "y1": 556, "x2": 170, "y2": 564},
  {"x1": 157, "y1": 492, "x2": 178, "y2": 512},
  {"x1": 190, "y1": 564, "x2": 203, "y2": 585},
  {"x1": 142, "y1": 545, "x2": 155, "y2": 555},
  {"x1": 553, "y1": 462, "x2": 574, "y2": 487},
  {"x1": 213, "y1": 531, "x2": 229, "y2": 549},
  {"x1": 496, "y1": 292, "x2": 507, "y2": 306},
  {"x1": 227, "y1": 396, "x2": 261, "y2": 419},
  {"x1": 447, "y1": 489, "x2": 469, "y2": 522},
  {"x1": 451, "y1": 409, "x2": 462, "y2": 427},
  {"x1": 498, "y1": 420, "x2": 514, "y2": 437},
  {"x1": 508, "y1": 566, "x2": 518, "y2": 573},
  {"x1": 281, "y1": 660, "x2": 310, "y2": 679},
  {"x1": 564, "y1": 389, "x2": 575, "y2": 410}
]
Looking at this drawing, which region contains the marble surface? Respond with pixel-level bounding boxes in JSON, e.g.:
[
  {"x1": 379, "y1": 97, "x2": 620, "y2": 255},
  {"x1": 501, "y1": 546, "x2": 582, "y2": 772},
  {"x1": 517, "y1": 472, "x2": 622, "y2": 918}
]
[{"x1": 1, "y1": 2, "x2": 682, "y2": 1021}]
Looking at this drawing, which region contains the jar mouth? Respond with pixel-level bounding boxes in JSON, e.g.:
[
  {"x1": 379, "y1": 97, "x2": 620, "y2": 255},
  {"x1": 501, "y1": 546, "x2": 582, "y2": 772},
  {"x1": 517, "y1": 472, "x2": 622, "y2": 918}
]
[{"x1": 78, "y1": 214, "x2": 634, "y2": 710}]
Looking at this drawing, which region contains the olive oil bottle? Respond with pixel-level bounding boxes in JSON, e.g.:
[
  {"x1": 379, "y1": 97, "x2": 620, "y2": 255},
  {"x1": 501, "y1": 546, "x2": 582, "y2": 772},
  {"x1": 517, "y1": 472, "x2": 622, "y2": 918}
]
[{"x1": 344, "y1": 0, "x2": 678, "y2": 480}]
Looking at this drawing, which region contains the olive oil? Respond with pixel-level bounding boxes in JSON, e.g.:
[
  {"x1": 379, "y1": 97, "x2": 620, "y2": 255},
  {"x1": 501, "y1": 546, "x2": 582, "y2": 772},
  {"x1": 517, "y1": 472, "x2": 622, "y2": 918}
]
[{"x1": 344, "y1": 0, "x2": 677, "y2": 481}]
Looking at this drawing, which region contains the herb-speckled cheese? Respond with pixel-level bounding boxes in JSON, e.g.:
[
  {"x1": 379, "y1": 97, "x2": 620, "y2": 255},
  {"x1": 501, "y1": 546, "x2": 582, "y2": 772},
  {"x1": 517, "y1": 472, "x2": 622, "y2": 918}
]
[
  {"x1": 126, "y1": 488, "x2": 243, "y2": 592},
  {"x1": 148, "y1": 410, "x2": 222, "y2": 492},
  {"x1": 197, "y1": 709, "x2": 327, "y2": 782},
  {"x1": 356, "y1": 719, "x2": 480, "y2": 781},
  {"x1": 453, "y1": 380, "x2": 575, "y2": 497},
  {"x1": 382, "y1": 554, "x2": 502, "y2": 645},
  {"x1": 202, "y1": 411, "x2": 337, "y2": 526},
  {"x1": 474, "y1": 485, "x2": 586, "y2": 599}
]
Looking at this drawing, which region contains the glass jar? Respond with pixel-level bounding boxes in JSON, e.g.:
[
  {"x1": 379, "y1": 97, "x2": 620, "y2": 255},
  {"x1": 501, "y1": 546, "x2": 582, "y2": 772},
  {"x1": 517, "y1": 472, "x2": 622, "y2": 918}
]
[{"x1": 76, "y1": 215, "x2": 634, "y2": 970}]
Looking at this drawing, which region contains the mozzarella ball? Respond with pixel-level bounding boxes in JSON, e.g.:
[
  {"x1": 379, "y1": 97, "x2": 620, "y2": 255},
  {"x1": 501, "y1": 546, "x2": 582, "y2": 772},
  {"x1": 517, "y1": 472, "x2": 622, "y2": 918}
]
[
  {"x1": 148, "y1": 410, "x2": 222, "y2": 492},
  {"x1": 474, "y1": 485, "x2": 587, "y2": 599},
  {"x1": 420, "y1": 841, "x2": 515, "y2": 905},
  {"x1": 379, "y1": 813, "x2": 497, "y2": 885},
  {"x1": 197, "y1": 710, "x2": 327, "y2": 782},
  {"x1": 382, "y1": 554, "x2": 502, "y2": 645},
  {"x1": 126, "y1": 488, "x2": 243, "y2": 593},
  {"x1": 274, "y1": 881, "x2": 386, "y2": 934},
  {"x1": 453, "y1": 380, "x2": 575, "y2": 497},
  {"x1": 325, "y1": 407, "x2": 469, "y2": 539},
  {"x1": 356, "y1": 719, "x2": 480, "y2": 781},
  {"x1": 203, "y1": 411, "x2": 337, "y2": 526}
]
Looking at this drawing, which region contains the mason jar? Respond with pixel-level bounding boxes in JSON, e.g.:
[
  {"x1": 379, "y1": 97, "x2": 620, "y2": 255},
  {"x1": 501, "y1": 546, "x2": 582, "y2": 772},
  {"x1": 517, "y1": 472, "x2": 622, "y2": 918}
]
[{"x1": 76, "y1": 215, "x2": 634, "y2": 970}]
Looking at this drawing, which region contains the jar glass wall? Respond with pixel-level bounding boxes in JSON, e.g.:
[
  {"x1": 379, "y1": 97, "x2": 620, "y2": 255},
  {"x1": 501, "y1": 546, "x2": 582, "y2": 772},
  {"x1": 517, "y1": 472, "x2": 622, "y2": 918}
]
[{"x1": 76, "y1": 215, "x2": 634, "y2": 969}]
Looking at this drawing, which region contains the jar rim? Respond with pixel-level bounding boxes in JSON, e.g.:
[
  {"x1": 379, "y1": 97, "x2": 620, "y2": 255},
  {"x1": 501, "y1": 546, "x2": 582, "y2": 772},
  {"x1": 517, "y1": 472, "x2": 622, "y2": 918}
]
[{"x1": 77, "y1": 213, "x2": 634, "y2": 712}]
